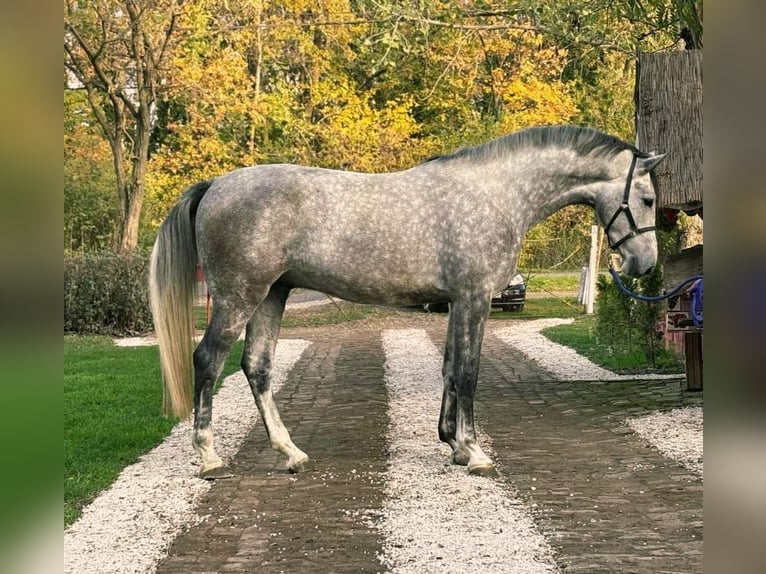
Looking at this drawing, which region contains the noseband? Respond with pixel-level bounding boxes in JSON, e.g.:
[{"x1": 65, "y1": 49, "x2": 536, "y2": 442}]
[{"x1": 603, "y1": 153, "x2": 656, "y2": 250}]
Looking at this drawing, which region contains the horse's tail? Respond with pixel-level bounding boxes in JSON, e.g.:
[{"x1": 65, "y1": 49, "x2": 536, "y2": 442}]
[{"x1": 149, "y1": 180, "x2": 212, "y2": 418}]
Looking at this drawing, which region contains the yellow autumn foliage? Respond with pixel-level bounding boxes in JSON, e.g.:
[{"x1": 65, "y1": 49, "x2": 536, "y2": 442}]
[{"x1": 139, "y1": 2, "x2": 580, "y2": 239}]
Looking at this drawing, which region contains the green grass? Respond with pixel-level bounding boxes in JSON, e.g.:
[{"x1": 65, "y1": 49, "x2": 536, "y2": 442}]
[
  {"x1": 64, "y1": 335, "x2": 244, "y2": 527},
  {"x1": 523, "y1": 271, "x2": 612, "y2": 294},
  {"x1": 489, "y1": 296, "x2": 582, "y2": 320},
  {"x1": 194, "y1": 300, "x2": 396, "y2": 331},
  {"x1": 541, "y1": 315, "x2": 684, "y2": 374},
  {"x1": 194, "y1": 305, "x2": 210, "y2": 330},
  {"x1": 524, "y1": 272, "x2": 580, "y2": 293}
]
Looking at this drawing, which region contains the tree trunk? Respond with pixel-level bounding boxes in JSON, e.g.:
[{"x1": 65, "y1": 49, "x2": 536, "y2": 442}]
[
  {"x1": 65, "y1": 0, "x2": 183, "y2": 255},
  {"x1": 115, "y1": 113, "x2": 152, "y2": 254},
  {"x1": 116, "y1": 181, "x2": 144, "y2": 254}
]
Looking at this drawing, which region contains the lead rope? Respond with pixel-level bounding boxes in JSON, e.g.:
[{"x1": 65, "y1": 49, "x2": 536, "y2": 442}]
[{"x1": 607, "y1": 266, "x2": 703, "y2": 328}]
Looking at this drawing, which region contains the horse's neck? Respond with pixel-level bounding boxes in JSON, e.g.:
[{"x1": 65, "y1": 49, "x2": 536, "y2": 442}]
[{"x1": 503, "y1": 149, "x2": 607, "y2": 230}]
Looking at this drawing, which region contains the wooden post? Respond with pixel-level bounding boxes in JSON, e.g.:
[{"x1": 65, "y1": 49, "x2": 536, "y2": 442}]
[
  {"x1": 684, "y1": 332, "x2": 703, "y2": 391},
  {"x1": 584, "y1": 225, "x2": 598, "y2": 314},
  {"x1": 664, "y1": 246, "x2": 703, "y2": 391}
]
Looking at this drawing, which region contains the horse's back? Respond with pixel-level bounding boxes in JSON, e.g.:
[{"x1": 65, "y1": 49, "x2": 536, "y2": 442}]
[{"x1": 193, "y1": 164, "x2": 455, "y2": 304}]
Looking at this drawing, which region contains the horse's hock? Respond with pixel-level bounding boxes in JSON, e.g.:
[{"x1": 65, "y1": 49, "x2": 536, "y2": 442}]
[{"x1": 636, "y1": 49, "x2": 703, "y2": 391}]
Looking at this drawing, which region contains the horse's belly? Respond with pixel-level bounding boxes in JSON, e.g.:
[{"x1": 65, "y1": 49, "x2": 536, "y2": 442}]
[{"x1": 280, "y1": 268, "x2": 448, "y2": 307}]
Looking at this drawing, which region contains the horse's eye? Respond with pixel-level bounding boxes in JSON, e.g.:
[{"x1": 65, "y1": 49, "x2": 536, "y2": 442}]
[{"x1": 643, "y1": 198, "x2": 654, "y2": 208}]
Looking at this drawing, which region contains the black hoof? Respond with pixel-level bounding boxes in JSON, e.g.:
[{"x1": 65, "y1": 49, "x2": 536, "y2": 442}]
[
  {"x1": 468, "y1": 464, "x2": 498, "y2": 478},
  {"x1": 288, "y1": 457, "x2": 314, "y2": 474},
  {"x1": 199, "y1": 465, "x2": 234, "y2": 480}
]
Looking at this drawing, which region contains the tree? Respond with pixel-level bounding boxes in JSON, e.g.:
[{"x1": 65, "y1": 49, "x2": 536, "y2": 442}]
[
  {"x1": 64, "y1": 89, "x2": 117, "y2": 252},
  {"x1": 143, "y1": 0, "x2": 429, "y2": 230},
  {"x1": 65, "y1": 0, "x2": 701, "y2": 258},
  {"x1": 64, "y1": 0, "x2": 184, "y2": 254}
]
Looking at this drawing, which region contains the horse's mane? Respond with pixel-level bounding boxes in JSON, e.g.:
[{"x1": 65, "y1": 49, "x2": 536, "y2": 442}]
[{"x1": 424, "y1": 125, "x2": 645, "y2": 165}]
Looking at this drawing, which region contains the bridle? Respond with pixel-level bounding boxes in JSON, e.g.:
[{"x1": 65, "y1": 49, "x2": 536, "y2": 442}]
[{"x1": 603, "y1": 153, "x2": 656, "y2": 250}]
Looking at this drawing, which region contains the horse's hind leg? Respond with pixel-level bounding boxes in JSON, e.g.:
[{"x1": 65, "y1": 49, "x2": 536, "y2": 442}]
[
  {"x1": 439, "y1": 311, "x2": 461, "y2": 462},
  {"x1": 241, "y1": 283, "x2": 310, "y2": 473},
  {"x1": 193, "y1": 303, "x2": 252, "y2": 479}
]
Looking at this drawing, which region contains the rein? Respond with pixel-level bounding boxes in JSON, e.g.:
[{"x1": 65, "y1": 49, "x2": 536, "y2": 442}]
[
  {"x1": 604, "y1": 153, "x2": 656, "y2": 249},
  {"x1": 608, "y1": 267, "x2": 704, "y2": 328}
]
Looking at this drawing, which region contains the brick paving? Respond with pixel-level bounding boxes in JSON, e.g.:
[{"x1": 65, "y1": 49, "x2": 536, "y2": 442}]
[
  {"x1": 155, "y1": 311, "x2": 702, "y2": 573},
  {"x1": 156, "y1": 326, "x2": 392, "y2": 574},
  {"x1": 476, "y1": 330, "x2": 703, "y2": 574}
]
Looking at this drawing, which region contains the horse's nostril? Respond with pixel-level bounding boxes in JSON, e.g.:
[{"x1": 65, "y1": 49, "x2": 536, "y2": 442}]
[{"x1": 644, "y1": 265, "x2": 654, "y2": 276}]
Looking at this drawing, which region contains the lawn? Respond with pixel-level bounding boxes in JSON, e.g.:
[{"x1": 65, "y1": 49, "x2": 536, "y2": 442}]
[
  {"x1": 64, "y1": 335, "x2": 244, "y2": 526},
  {"x1": 489, "y1": 295, "x2": 582, "y2": 320},
  {"x1": 524, "y1": 272, "x2": 581, "y2": 293},
  {"x1": 541, "y1": 314, "x2": 684, "y2": 374}
]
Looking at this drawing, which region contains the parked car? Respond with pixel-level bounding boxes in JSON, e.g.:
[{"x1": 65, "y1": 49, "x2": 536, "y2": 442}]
[
  {"x1": 422, "y1": 272, "x2": 526, "y2": 313},
  {"x1": 491, "y1": 272, "x2": 526, "y2": 312},
  {"x1": 421, "y1": 301, "x2": 449, "y2": 313}
]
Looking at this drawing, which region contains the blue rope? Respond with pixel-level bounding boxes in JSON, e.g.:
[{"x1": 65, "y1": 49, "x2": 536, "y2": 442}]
[
  {"x1": 689, "y1": 278, "x2": 703, "y2": 328},
  {"x1": 608, "y1": 267, "x2": 704, "y2": 328},
  {"x1": 609, "y1": 267, "x2": 702, "y2": 307}
]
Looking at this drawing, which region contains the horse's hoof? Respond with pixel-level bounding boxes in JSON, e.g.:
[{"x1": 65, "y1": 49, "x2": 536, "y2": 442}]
[
  {"x1": 451, "y1": 450, "x2": 470, "y2": 466},
  {"x1": 199, "y1": 465, "x2": 234, "y2": 480},
  {"x1": 468, "y1": 464, "x2": 498, "y2": 478},
  {"x1": 288, "y1": 457, "x2": 313, "y2": 473}
]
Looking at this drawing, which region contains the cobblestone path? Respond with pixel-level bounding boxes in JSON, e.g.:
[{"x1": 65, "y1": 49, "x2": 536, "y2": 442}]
[
  {"x1": 155, "y1": 313, "x2": 702, "y2": 574},
  {"x1": 476, "y1": 331, "x2": 702, "y2": 574}
]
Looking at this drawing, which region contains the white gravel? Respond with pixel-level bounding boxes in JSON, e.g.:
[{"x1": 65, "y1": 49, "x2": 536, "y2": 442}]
[
  {"x1": 379, "y1": 329, "x2": 559, "y2": 573},
  {"x1": 627, "y1": 407, "x2": 703, "y2": 477},
  {"x1": 493, "y1": 319, "x2": 683, "y2": 380},
  {"x1": 114, "y1": 334, "x2": 196, "y2": 347},
  {"x1": 75, "y1": 318, "x2": 702, "y2": 573},
  {"x1": 64, "y1": 339, "x2": 311, "y2": 574}
]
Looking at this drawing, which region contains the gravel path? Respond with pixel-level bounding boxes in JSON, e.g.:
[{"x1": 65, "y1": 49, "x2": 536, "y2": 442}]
[
  {"x1": 70, "y1": 317, "x2": 702, "y2": 573},
  {"x1": 64, "y1": 339, "x2": 310, "y2": 574},
  {"x1": 492, "y1": 319, "x2": 702, "y2": 475},
  {"x1": 627, "y1": 406, "x2": 703, "y2": 477},
  {"x1": 494, "y1": 319, "x2": 683, "y2": 381},
  {"x1": 379, "y1": 329, "x2": 558, "y2": 573}
]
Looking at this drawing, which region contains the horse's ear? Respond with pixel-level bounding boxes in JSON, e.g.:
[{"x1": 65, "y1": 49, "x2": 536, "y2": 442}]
[{"x1": 637, "y1": 152, "x2": 667, "y2": 174}]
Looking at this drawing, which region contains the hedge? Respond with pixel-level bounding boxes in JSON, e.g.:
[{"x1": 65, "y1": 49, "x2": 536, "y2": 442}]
[{"x1": 64, "y1": 252, "x2": 153, "y2": 336}]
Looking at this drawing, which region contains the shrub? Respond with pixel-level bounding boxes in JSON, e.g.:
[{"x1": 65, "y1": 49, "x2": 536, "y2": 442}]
[
  {"x1": 595, "y1": 272, "x2": 639, "y2": 352},
  {"x1": 594, "y1": 266, "x2": 678, "y2": 370},
  {"x1": 64, "y1": 253, "x2": 153, "y2": 336}
]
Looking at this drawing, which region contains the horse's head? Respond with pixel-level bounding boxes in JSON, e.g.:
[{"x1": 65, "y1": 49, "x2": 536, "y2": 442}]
[{"x1": 596, "y1": 150, "x2": 666, "y2": 278}]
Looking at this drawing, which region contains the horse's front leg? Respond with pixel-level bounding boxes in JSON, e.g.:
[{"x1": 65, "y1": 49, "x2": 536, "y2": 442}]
[{"x1": 439, "y1": 295, "x2": 496, "y2": 476}]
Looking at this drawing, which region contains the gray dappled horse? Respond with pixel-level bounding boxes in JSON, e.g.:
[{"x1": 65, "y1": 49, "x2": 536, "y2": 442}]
[{"x1": 150, "y1": 125, "x2": 665, "y2": 478}]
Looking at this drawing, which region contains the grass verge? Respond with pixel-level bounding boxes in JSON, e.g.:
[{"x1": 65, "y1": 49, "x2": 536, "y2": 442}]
[
  {"x1": 64, "y1": 335, "x2": 243, "y2": 527},
  {"x1": 541, "y1": 315, "x2": 684, "y2": 374},
  {"x1": 489, "y1": 296, "x2": 581, "y2": 320},
  {"x1": 194, "y1": 300, "x2": 396, "y2": 331}
]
